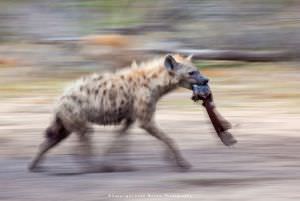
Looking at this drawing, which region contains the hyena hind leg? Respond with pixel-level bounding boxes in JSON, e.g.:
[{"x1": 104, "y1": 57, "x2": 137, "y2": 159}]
[
  {"x1": 104, "y1": 118, "x2": 134, "y2": 156},
  {"x1": 73, "y1": 127, "x2": 95, "y2": 171},
  {"x1": 28, "y1": 117, "x2": 70, "y2": 172},
  {"x1": 101, "y1": 119, "x2": 135, "y2": 172}
]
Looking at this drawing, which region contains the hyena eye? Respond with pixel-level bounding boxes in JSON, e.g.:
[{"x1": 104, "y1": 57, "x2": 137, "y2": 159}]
[{"x1": 188, "y1": 71, "x2": 197, "y2": 76}]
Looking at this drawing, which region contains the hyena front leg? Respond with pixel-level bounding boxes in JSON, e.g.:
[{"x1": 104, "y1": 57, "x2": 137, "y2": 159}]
[{"x1": 140, "y1": 121, "x2": 191, "y2": 170}]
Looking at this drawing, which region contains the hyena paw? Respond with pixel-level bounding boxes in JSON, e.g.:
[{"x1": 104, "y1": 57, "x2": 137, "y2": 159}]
[
  {"x1": 28, "y1": 165, "x2": 45, "y2": 172},
  {"x1": 220, "y1": 131, "x2": 237, "y2": 146},
  {"x1": 177, "y1": 159, "x2": 192, "y2": 171}
]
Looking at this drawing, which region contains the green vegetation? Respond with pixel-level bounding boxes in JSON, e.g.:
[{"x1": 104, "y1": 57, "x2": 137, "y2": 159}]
[
  {"x1": 64, "y1": 0, "x2": 151, "y2": 29},
  {"x1": 195, "y1": 61, "x2": 247, "y2": 69}
]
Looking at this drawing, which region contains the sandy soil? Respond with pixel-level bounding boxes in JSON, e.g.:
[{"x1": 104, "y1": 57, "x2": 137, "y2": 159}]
[{"x1": 1, "y1": 64, "x2": 300, "y2": 201}]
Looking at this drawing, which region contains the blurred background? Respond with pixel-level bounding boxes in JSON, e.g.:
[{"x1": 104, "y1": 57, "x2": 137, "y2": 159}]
[{"x1": 1, "y1": 0, "x2": 300, "y2": 201}]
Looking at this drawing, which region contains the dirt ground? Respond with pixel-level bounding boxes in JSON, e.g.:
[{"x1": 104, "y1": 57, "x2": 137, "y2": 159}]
[{"x1": 1, "y1": 63, "x2": 300, "y2": 201}]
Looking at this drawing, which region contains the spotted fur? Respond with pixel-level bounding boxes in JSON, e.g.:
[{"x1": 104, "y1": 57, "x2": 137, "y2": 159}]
[
  {"x1": 29, "y1": 54, "x2": 208, "y2": 171},
  {"x1": 55, "y1": 55, "x2": 190, "y2": 131}
]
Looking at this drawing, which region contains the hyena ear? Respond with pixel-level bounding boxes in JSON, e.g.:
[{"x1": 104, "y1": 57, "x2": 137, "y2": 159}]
[
  {"x1": 186, "y1": 54, "x2": 193, "y2": 61},
  {"x1": 131, "y1": 60, "x2": 138, "y2": 68},
  {"x1": 164, "y1": 55, "x2": 178, "y2": 71}
]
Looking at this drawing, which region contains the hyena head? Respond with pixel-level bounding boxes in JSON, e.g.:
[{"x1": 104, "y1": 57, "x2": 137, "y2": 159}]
[{"x1": 164, "y1": 54, "x2": 209, "y2": 89}]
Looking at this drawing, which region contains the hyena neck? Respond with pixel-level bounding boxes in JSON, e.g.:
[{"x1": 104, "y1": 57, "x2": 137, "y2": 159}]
[{"x1": 145, "y1": 65, "x2": 180, "y2": 99}]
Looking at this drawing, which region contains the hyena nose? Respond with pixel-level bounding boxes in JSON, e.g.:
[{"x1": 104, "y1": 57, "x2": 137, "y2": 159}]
[{"x1": 202, "y1": 78, "x2": 209, "y2": 85}]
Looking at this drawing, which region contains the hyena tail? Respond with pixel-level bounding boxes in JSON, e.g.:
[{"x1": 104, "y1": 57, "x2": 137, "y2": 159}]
[
  {"x1": 45, "y1": 116, "x2": 70, "y2": 140},
  {"x1": 28, "y1": 115, "x2": 71, "y2": 171}
]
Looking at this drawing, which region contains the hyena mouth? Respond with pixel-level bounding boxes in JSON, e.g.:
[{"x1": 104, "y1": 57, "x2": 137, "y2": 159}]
[{"x1": 191, "y1": 84, "x2": 211, "y2": 100}]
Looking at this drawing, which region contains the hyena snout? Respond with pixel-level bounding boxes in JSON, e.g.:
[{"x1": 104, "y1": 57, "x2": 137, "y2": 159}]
[
  {"x1": 188, "y1": 71, "x2": 209, "y2": 86},
  {"x1": 199, "y1": 77, "x2": 209, "y2": 85},
  {"x1": 195, "y1": 75, "x2": 209, "y2": 85}
]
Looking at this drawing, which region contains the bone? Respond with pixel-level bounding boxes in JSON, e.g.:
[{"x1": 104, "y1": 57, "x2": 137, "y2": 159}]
[{"x1": 192, "y1": 85, "x2": 237, "y2": 146}]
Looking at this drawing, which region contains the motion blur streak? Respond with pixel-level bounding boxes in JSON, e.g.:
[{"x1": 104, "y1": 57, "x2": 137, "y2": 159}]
[{"x1": 0, "y1": 1, "x2": 300, "y2": 201}]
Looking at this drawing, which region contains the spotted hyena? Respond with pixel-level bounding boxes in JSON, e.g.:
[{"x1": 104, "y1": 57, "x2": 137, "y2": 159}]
[{"x1": 29, "y1": 55, "x2": 209, "y2": 171}]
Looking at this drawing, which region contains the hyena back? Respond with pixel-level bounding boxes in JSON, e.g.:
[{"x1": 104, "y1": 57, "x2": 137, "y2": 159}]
[{"x1": 29, "y1": 55, "x2": 209, "y2": 171}]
